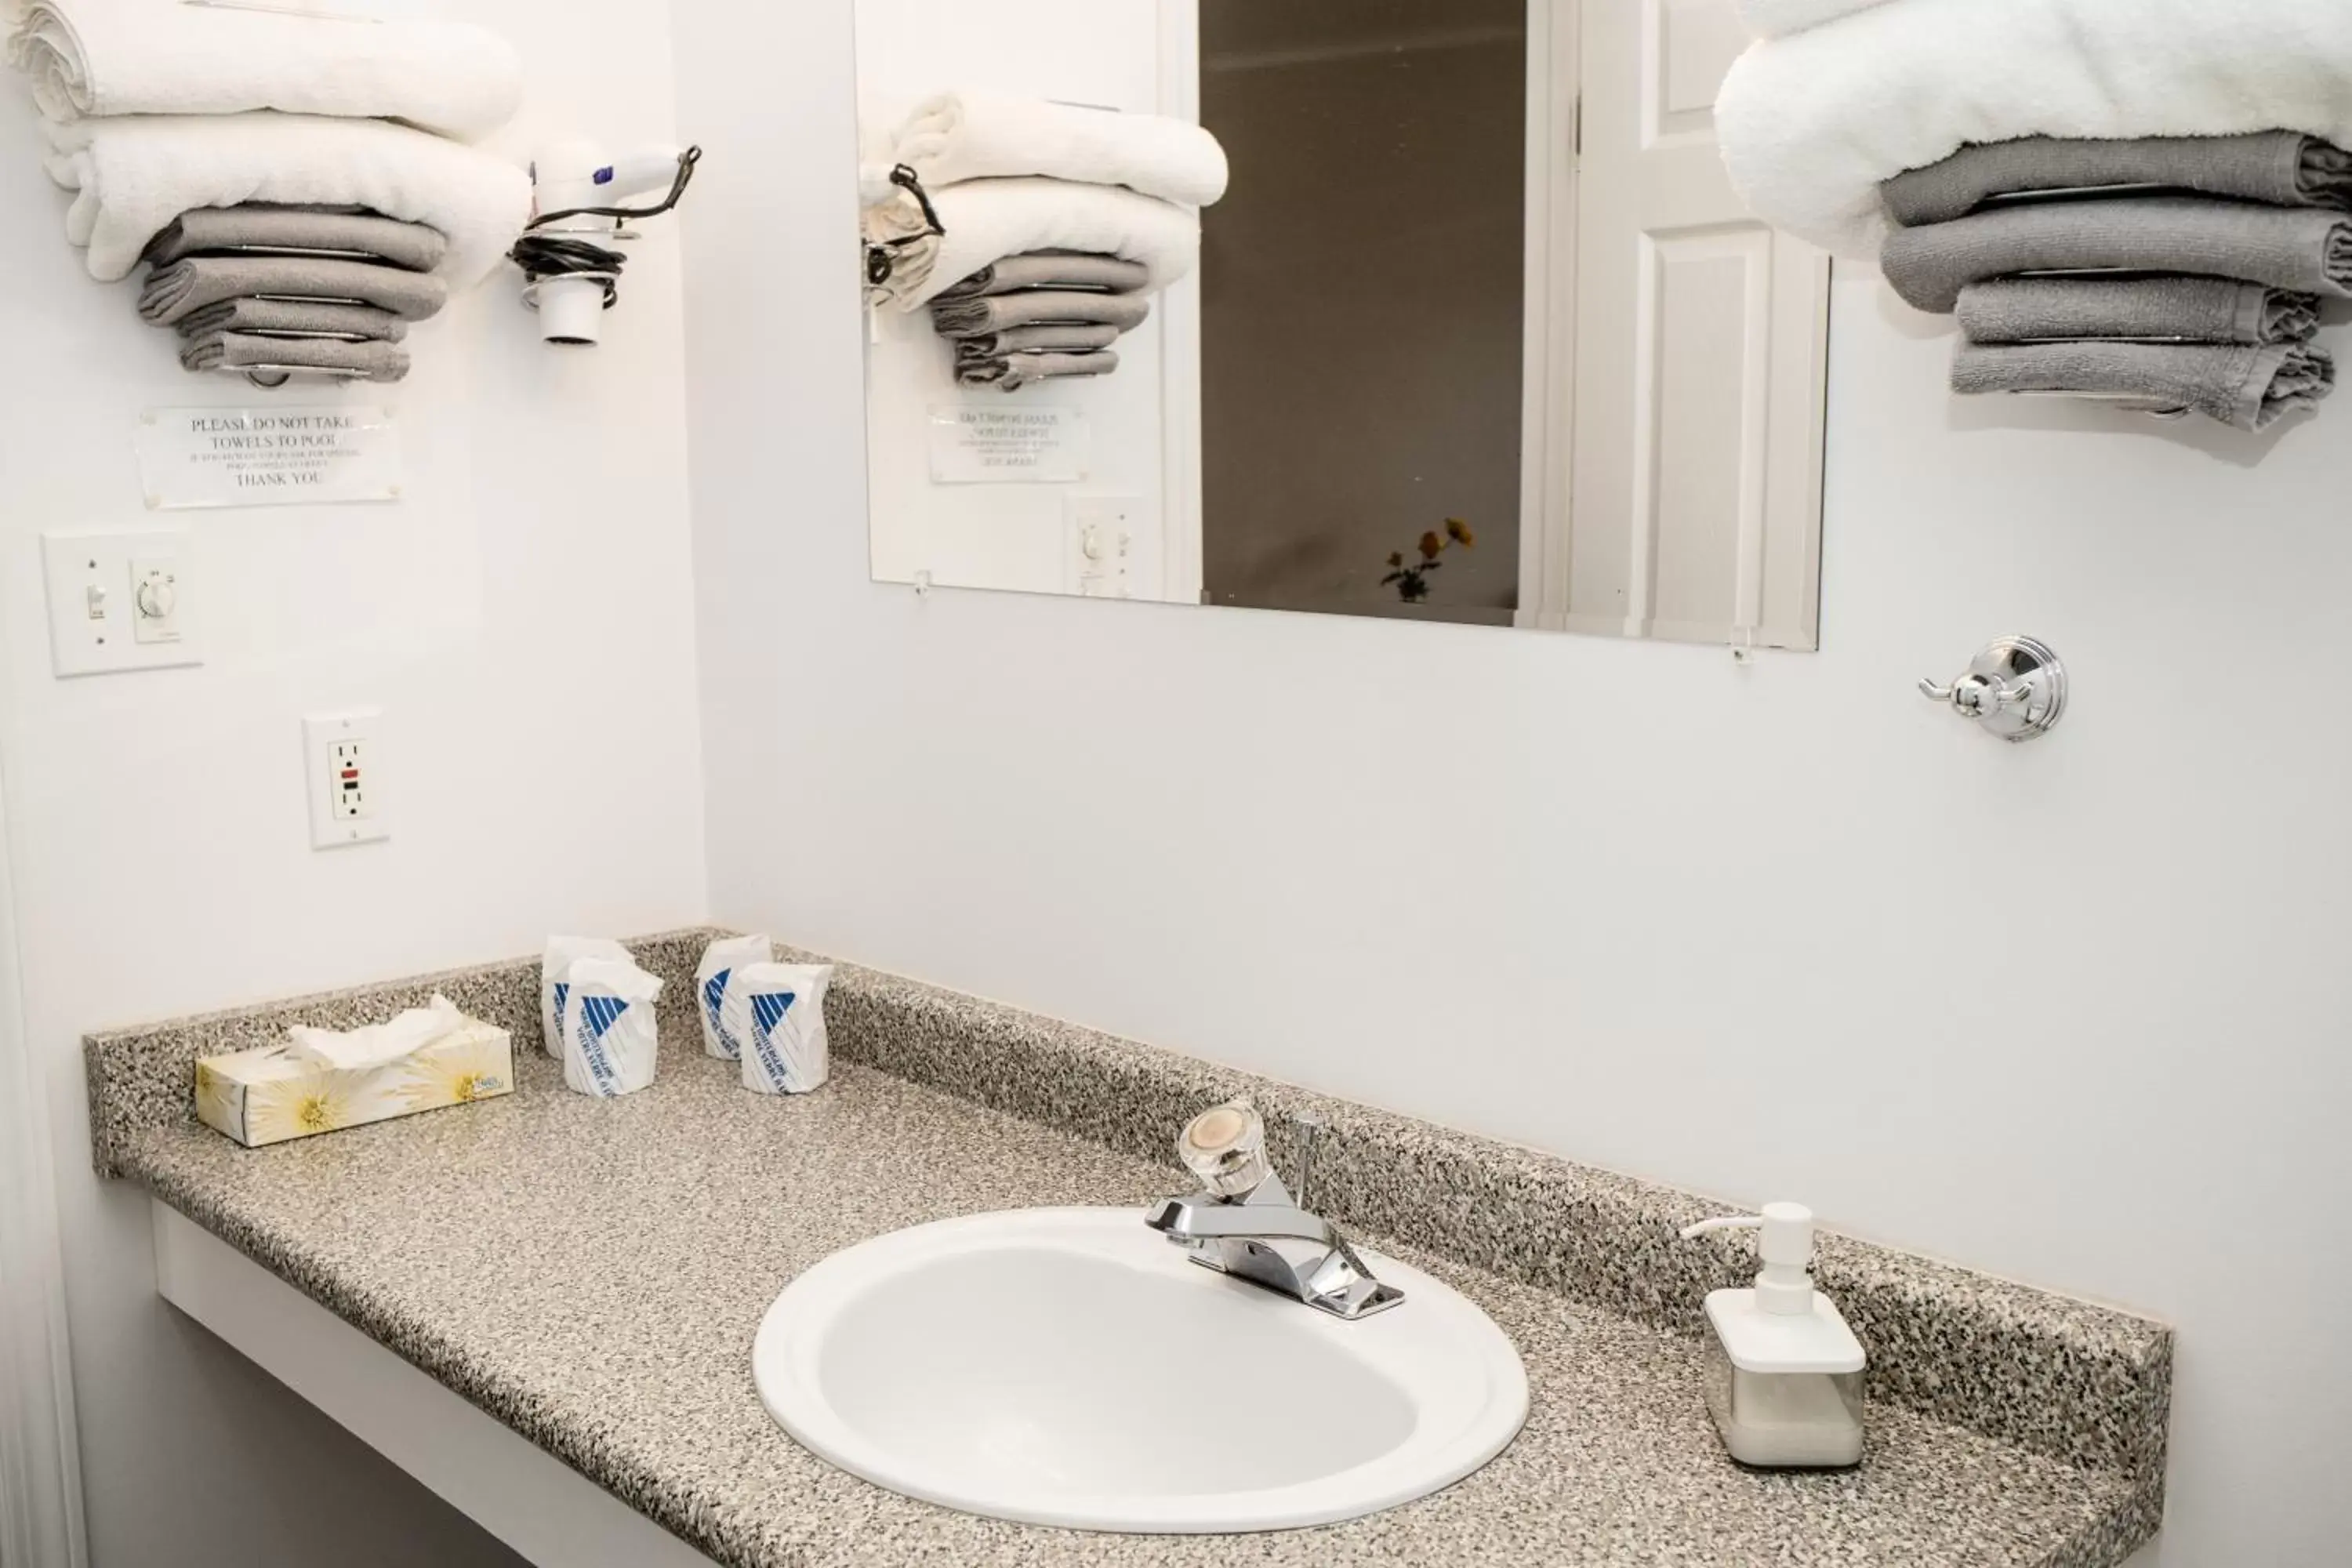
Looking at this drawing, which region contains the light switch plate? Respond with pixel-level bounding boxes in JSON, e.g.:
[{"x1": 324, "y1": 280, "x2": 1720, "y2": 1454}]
[
  {"x1": 42, "y1": 529, "x2": 201, "y2": 677},
  {"x1": 303, "y1": 710, "x2": 389, "y2": 851}
]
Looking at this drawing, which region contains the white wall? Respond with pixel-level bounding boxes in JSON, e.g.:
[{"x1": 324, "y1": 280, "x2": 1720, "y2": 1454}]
[
  {"x1": 0, "y1": 0, "x2": 707, "y2": 1559},
  {"x1": 677, "y1": 3, "x2": 2349, "y2": 1563}
]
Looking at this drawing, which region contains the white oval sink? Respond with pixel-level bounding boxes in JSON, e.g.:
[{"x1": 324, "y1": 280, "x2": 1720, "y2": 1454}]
[{"x1": 753, "y1": 1207, "x2": 1528, "y2": 1534}]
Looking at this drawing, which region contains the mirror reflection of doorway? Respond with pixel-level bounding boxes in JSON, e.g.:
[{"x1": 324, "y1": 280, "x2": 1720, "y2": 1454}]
[{"x1": 1198, "y1": 0, "x2": 1529, "y2": 626}]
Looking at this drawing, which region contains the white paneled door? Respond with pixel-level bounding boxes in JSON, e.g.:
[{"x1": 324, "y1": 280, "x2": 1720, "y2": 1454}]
[{"x1": 1560, "y1": 0, "x2": 1829, "y2": 648}]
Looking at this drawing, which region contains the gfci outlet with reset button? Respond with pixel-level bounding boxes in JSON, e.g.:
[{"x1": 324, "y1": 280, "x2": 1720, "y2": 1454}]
[{"x1": 303, "y1": 711, "x2": 387, "y2": 851}]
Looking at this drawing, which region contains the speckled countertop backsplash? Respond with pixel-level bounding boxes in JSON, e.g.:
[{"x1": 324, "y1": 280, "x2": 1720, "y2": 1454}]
[
  {"x1": 85, "y1": 928, "x2": 2172, "y2": 1567},
  {"x1": 86, "y1": 930, "x2": 714, "y2": 1176}
]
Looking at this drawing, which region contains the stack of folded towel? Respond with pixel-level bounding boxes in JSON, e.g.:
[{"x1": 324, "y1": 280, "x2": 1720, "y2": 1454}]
[
  {"x1": 1879, "y1": 136, "x2": 2347, "y2": 430},
  {"x1": 4, "y1": 0, "x2": 529, "y2": 383},
  {"x1": 1714, "y1": 0, "x2": 2352, "y2": 430},
  {"x1": 927, "y1": 251, "x2": 1151, "y2": 390},
  {"x1": 861, "y1": 92, "x2": 1227, "y2": 393},
  {"x1": 136, "y1": 204, "x2": 449, "y2": 384}
]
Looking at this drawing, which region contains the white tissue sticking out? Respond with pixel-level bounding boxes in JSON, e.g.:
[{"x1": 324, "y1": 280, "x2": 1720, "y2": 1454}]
[
  {"x1": 283, "y1": 993, "x2": 463, "y2": 1072},
  {"x1": 696, "y1": 933, "x2": 775, "y2": 1061},
  {"x1": 558, "y1": 957, "x2": 663, "y2": 1099},
  {"x1": 723, "y1": 962, "x2": 834, "y2": 1096},
  {"x1": 542, "y1": 935, "x2": 629, "y2": 1059}
]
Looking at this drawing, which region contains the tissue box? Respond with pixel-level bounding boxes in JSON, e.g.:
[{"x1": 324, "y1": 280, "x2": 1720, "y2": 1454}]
[{"x1": 194, "y1": 1018, "x2": 515, "y2": 1149}]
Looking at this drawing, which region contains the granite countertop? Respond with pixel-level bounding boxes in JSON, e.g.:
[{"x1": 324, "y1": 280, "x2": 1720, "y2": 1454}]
[{"x1": 88, "y1": 932, "x2": 2171, "y2": 1568}]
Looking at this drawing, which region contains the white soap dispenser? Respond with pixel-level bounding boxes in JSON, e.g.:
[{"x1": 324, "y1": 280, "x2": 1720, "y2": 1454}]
[{"x1": 1679, "y1": 1202, "x2": 1866, "y2": 1468}]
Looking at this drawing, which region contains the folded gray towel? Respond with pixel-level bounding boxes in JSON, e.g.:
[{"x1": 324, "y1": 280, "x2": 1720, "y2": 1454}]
[
  {"x1": 1951, "y1": 341, "x2": 2334, "y2": 430},
  {"x1": 1956, "y1": 277, "x2": 2321, "y2": 346},
  {"x1": 933, "y1": 252, "x2": 1152, "y2": 301},
  {"x1": 141, "y1": 205, "x2": 448, "y2": 272},
  {"x1": 953, "y1": 323, "x2": 1121, "y2": 358},
  {"x1": 1882, "y1": 196, "x2": 2352, "y2": 314},
  {"x1": 172, "y1": 296, "x2": 408, "y2": 342},
  {"x1": 139, "y1": 256, "x2": 450, "y2": 325},
  {"x1": 931, "y1": 289, "x2": 1152, "y2": 336},
  {"x1": 1885, "y1": 133, "x2": 2352, "y2": 227},
  {"x1": 956, "y1": 349, "x2": 1120, "y2": 391},
  {"x1": 179, "y1": 331, "x2": 412, "y2": 383}
]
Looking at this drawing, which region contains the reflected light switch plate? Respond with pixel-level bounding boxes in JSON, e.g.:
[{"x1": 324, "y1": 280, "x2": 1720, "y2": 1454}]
[
  {"x1": 1066, "y1": 496, "x2": 1141, "y2": 599},
  {"x1": 42, "y1": 529, "x2": 201, "y2": 678}
]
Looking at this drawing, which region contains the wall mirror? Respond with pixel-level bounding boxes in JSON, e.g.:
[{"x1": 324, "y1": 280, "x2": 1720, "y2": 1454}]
[{"x1": 855, "y1": 0, "x2": 1830, "y2": 648}]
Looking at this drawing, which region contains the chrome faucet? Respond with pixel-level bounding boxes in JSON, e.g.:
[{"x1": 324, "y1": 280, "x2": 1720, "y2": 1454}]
[{"x1": 1144, "y1": 1103, "x2": 1404, "y2": 1320}]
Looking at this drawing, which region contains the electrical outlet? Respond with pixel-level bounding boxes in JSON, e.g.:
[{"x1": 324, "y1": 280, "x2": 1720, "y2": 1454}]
[
  {"x1": 329, "y1": 738, "x2": 371, "y2": 820},
  {"x1": 304, "y1": 711, "x2": 387, "y2": 851}
]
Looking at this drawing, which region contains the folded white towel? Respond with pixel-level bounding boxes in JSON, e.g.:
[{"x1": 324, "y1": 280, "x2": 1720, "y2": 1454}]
[
  {"x1": 284, "y1": 995, "x2": 464, "y2": 1073},
  {"x1": 887, "y1": 92, "x2": 1229, "y2": 209},
  {"x1": 6, "y1": 0, "x2": 521, "y2": 141},
  {"x1": 869, "y1": 176, "x2": 1200, "y2": 310},
  {"x1": 1733, "y1": 0, "x2": 1894, "y2": 40},
  {"x1": 1716, "y1": 0, "x2": 2352, "y2": 260},
  {"x1": 38, "y1": 111, "x2": 529, "y2": 284}
]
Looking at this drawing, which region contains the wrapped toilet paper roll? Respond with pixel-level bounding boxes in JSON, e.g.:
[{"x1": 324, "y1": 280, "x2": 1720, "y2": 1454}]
[
  {"x1": 543, "y1": 935, "x2": 630, "y2": 1059},
  {"x1": 721, "y1": 962, "x2": 834, "y2": 1095},
  {"x1": 695, "y1": 933, "x2": 774, "y2": 1061},
  {"x1": 558, "y1": 957, "x2": 664, "y2": 1099}
]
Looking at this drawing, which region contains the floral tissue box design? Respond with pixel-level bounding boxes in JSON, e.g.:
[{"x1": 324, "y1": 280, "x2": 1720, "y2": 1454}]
[{"x1": 194, "y1": 1018, "x2": 514, "y2": 1149}]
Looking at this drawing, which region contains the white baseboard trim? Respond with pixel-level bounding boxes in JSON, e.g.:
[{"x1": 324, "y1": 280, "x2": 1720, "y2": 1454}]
[{"x1": 150, "y1": 1200, "x2": 723, "y2": 1568}]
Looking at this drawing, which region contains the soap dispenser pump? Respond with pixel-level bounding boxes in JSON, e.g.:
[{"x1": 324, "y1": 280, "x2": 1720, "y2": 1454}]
[{"x1": 1679, "y1": 1202, "x2": 1866, "y2": 1468}]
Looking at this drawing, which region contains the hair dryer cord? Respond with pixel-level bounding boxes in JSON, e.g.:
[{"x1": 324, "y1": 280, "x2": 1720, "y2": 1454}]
[{"x1": 510, "y1": 147, "x2": 703, "y2": 318}]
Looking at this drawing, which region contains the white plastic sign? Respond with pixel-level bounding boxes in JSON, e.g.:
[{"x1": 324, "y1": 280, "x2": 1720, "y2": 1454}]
[
  {"x1": 134, "y1": 405, "x2": 401, "y2": 510},
  {"x1": 927, "y1": 405, "x2": 1090, "y2": 484}
]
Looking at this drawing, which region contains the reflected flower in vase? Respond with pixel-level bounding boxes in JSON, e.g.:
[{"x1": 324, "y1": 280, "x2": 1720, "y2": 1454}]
[{"x1": 1381, "y1": 517, "x2": 1477, "y2": 604}]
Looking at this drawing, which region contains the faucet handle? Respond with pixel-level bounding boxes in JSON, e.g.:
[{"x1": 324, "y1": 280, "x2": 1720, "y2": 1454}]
[
  {"x1": 1178, "y1": 1100, "x2": 1270, "y2": 1197},
  {"x1": 1292, "y1": 1112, "x2": 1325, "y2": 1211}
]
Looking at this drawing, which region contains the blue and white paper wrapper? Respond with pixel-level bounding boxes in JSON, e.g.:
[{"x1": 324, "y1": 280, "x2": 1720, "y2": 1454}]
[
  {"x1": 558, "y1": 957, "x2": 664, "y2": 1098},
  {"x1": 721, "y1": 962, "x2": 833, "y2": 1096},
  {"x1": 541, "y1": 935, "x2": 629, "y2": 1059},
  {"x1": 695, "y1": 933, "x2": 774, "y2": 1060}
]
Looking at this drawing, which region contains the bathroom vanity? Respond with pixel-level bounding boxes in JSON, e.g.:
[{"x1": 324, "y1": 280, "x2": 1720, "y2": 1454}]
[{"x1": 85, "y1": 931, "x2": 2170, "y2": 1567}]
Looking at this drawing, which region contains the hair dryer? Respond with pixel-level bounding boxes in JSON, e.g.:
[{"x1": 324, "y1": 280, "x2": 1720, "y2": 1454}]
[{"x1": 512, "y1": 140, "x2": 702, "y2": 346}]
